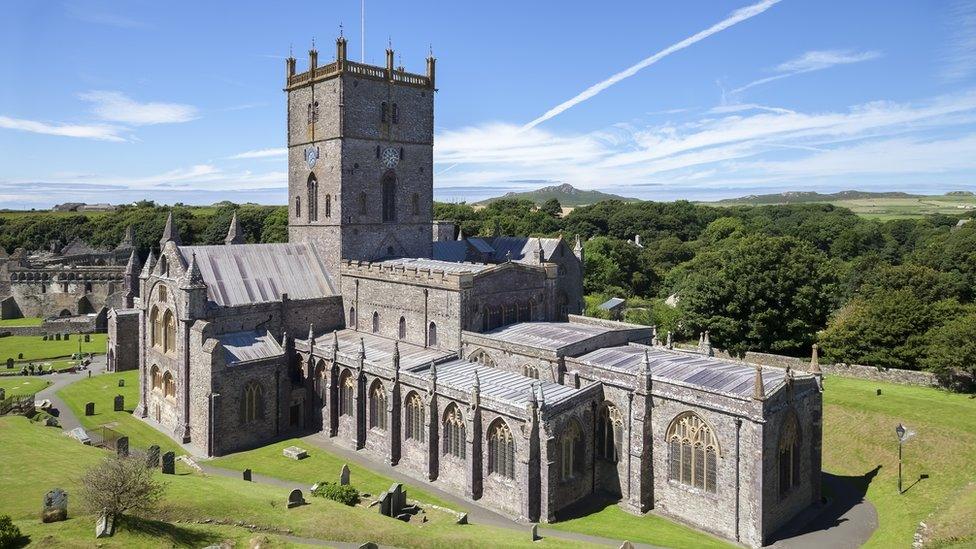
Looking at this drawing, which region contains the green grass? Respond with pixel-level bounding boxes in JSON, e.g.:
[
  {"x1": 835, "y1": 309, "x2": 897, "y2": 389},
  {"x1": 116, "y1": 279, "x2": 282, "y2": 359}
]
[
  {"x1": 56, "y1": 369, "x2": 184, "y2": 455},
  {"x1": 823, "y1": 376, "x2": 976, "y2": 548},
  {"x1": 0, "y1": 317, "x2": 44, "y2": 327},
  {"x1": 0, "y1": 333, "x2": 107, "y2": 363},
  {"x1": 0, "y1": 376, "x2": 51, "y2": 396}
]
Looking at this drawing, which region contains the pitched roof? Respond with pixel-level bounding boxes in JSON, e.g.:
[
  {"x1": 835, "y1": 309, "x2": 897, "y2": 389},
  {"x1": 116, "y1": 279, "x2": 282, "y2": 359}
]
[
  {"x1": 311, "y1": 329, "x2": 452, "y2": 369},
  {"x1": 431, "y1": 240, "x2": 470, "y2": 262},
  {"x1": 598, "y1": 297, "x2": 626, "y2": 310},
  {"x1": 218, "y1": 330, "x2": 284, "y2": 364},
  {"x1": 489, "y1": 236, "x2": 561, "y2": 262},
  {"x1": 60, "y1": 238, "x2": 102, "y2": 256},
  {"x1": 410, "y1": 358, "x2": 579, "y2": 407},
  {"x1": 478, "y1": 321, "x2": 612, "y2": 351},
  {"x1": 177, "y1": 243, "x2": 337, "y2": 307},
  {"x1": 378, "y1": 257, "x2": 493, "y2": 274}
]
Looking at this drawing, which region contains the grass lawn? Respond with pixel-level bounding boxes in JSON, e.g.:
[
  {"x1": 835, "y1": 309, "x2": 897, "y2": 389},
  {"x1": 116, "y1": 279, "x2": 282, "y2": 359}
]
[
  {"x1": 0, "y1": 416, "x2": 590, "y2": 548},
  {"x1": 56, "y1": 369, "x2": 184, "y2": 455},
  {"x1": 823, "y1": 376, "x2": 976, "y2": 548},
  {"x1": 0, "y1": 317, "x2": 44, "y2": 327},
  {"x1": 0, "y1": 376, "x2": 51, "y2": 396},
  {"x1": 0, "y1": 334, "x2": 107, "y2": 363}
]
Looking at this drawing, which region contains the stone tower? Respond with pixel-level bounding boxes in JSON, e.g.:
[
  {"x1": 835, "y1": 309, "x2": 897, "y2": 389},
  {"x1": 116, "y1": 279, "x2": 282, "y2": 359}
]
[{"x1": 285, "y1": 36, "x2": 436, "y2": 276}]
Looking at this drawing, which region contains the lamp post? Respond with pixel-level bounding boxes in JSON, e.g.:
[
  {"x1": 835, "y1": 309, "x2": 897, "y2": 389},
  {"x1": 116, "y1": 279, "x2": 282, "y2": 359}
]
[{"x1": 895, "y1": 423, "x2": 905, "y2": 493}]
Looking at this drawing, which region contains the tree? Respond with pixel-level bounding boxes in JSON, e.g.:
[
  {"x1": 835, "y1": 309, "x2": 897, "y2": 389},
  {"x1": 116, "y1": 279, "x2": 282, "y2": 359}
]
[
  {"x1": 922, "y1": 312, "x2": 976, "y2": 386},
  {"x1": 80, "y1": 456, "x2": 165, "y2": 531},
  {"x1": 539, "y1": 198, "x2": 562, "y2": 217}
]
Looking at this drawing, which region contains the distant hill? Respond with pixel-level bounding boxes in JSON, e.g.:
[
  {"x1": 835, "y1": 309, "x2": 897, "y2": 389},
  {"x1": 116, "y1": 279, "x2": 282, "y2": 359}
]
[
  {"x1": 708, "y1": 190, "x2": 926, "y2": 205},
  {"x1": 474, "y1": 183, "x2": 639, "y2": 207}
]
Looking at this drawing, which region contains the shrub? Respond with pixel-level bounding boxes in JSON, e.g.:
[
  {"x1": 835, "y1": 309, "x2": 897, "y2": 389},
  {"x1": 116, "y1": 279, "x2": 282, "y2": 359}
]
[
  {"x1": 311, "y1": 482, "x2": 360, "y2": 506},
  {"x1": 0, "y1": 514, "x2": 23, "y2": 547}
]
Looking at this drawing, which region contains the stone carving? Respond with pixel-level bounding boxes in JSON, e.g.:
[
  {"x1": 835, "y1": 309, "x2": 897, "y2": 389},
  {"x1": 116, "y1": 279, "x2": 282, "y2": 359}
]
[
  {"x1": 116, "y1": 436, "x2": 129, "y2": 457},
  {"x1": 42, "y1": 488, "x2": 68, "y2": 523},
  {"x1": 283, "y1": 446, "x2": 308, "y2": 460},
  {"x1": 339, "y1": 463, "x2": 350, "y2": 486},
  {"x1": 287, "y1": 489, "x2": 305, "y2": 508},
  {"x1": 113, "y1": 395, "x2": 124, "y2": 412},
  {"x1": 161, "y1": 452, "x2": 175, "y2": 474},
  {"x1": 84, "y1": 402, "x2": 94, "y2": 416},
  {"x1": 146, "y1": 445, "x2": 160, "y2": 468},
  {"x1": 243, "y1": 468, "x2": 252, "y2": 481}
]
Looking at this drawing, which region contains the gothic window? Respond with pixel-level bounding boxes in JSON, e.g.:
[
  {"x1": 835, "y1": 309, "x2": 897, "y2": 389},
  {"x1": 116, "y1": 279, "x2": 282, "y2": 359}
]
[
  {"x1": 487, "y1": 419, "x2": 515, "y2": 479},
  {"x1": 162, "y1": 309, "x2": 176, "y2": 353},
  {"x1": 428, "y1": 322, "x2": 437, "y2": 347},
  {"x1": 150, "y1": 307, "x2": 160, "y2": 348},
  {"x1": 405, "y1": 392, "x2": 425, "y2": 442},
  {"x1": 325, "y1": 194, "x2": 331, "y2": 218},
  {"x1": 666, "y1": 412, "x2": 719, "y2": 493},
  {"x1": 522, "y1": 365, "x2": 539, "y2": 379},
  {"x1": 398, "y1": 317, "x2": 406, "y2": 339},
  {"x1": 40, "y1": 283, "x2": 46, "y2": 293},
  {"x1": 468, "y1": 349, "x2": 495, "y2": 368},
  {"x1": 382, "y1": 173, "x2": 397, "y2": 223},
  {"x1": 295, "y1": 195, "x2": 302, "y2": 218},
  {"x1": 150, "y1": 365, "x2": 161, "y2": 390},
  {"x1": 392, "y1": 103, "x2": 399, "y2": 124},
  {"x1": 359, "y1": 192, "x2": 368, "y2": 215},
  {"x1": 596, "y1": 403, "x2": 623, "y2": 463},
  {"x1": 349, "y1": 307, "x2": 357, "y2": 327},
  {"x1": 158, "y1": 256, "x2": 168, "y2": 277},
  {"x1": 560, "y1": 420, "x2": 584, "y2": 481},
  {"x1": 339, "y1": 371, "x2": 355, "y2": 417},
  {"x1": 557, "y1": 291, "x2": 568, "y2": 321},
  {"x1": 443, "y1": 403, "x2": 465, "y2": 459},
  {"x1": 412, "y1": 193, "x2": 419, "y2": 215},
  {"x1": 381, "y1": 101, "x2": 388, "y2": 123},
  {"x1": 482, "y1": 308, "x2": 489, "y2": 331},
  {"x1": 159, "y1": 285, "x2": 167, "y2": 302},
  {"x1": 241, "y1": 381, "x2": 264, "y2": 423},
  {"x1": 779, "y1": 411, "x2": 801, "y2": 498},
  {"x1": 307, "y1": 174, "x2": 318, "y2": 222},
  {"x1": 162, "y1": 370, "x2": 175, "y2": 399},
  {"x1": 369, "y1": 380, "x2": 387, "y2": 431}
]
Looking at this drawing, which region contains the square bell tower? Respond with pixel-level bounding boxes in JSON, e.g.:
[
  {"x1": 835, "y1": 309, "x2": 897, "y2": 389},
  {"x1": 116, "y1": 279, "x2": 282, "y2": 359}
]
[{"x1": 285, "y1": 36, "x2": 436, "y2": 276}]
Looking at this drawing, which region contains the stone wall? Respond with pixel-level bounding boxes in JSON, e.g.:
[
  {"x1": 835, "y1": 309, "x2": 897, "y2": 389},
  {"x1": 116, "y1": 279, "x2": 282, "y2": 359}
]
[{"x1": 736, "y1": 351, "x2": 939, "y2": 388}]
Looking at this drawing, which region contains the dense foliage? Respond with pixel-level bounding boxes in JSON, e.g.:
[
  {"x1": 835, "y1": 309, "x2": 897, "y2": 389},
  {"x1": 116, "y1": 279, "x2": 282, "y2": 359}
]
[
  {"x1": 311, "y1": 482, "x2": 360, "y2": 506},
  {"x1": 0, "y1": 514, "x2": 23, "y2": 548}
]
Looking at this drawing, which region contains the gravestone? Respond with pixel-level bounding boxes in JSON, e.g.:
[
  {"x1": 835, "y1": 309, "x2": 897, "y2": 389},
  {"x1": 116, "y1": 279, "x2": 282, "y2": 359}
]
[
  {"x1": 0, "y1": 388, "x2": 4, "y2": 400},
  {"x1": 118, "y1": 379, "x2": 124, "y2": 387},
  {"x1": 287, "y1": 489, "x2": 305, "y2": 509},
  {"x1": 41, "y1": 488, "x2": 68, "y2": 523},
  {"x1": 64, "y1": 333, "x2": 69, "y2": 340},
  {"x1": 531, "y1": 524, "x2": 540, "y2": 541},
  {"x1": 95, "y1": 512, "x2": 115, "y2": 538},
  {"x1": 42, "y1": 334, "x2": 48, "y2": 341},
  {"x1": 17, "y1": 352, "x2": 22, "y2": 359},
  {"x1": 84, "y1": 402, "x2": 95, "y2": 416},
  {"x1": 69, "y1": 427, "x2": 91, "y2": 445},
  {"x1": 456, "y1": 512, "x2": 468, "y2": 525},
  {"x1": 359, "y1": 544, "x2": 378, "y2": 549},
  {"x1": 84, "y1": 334, "x2": 91, "y2": 342},
  {"x1": 282, "y1": 446, "x2": 308, "y2": 460},
  {"x1": 619, "y1": 541, "x2": 635, "y2": 549},
  {"x1": 146, "y1": 445, "x2": 160, "y2": 468},
  {"x1": 55, "y1": 333, "x2": 61, "y2": 341},
  {"x1": 116, "y1": 436, "x2": 129, "y2": 458},
  {"x1": 243, "y1": 469, "x2": 252, "y2": 481},
  {"x1": 5, "y1": 358, "x2": 12, "y2": 369},
  {"x1": 113, "y1": 395, "x2": 124, "y2": 411},
  {"x1": 339, "y1": 464, "x2": 350, "y2": 486},
  {"x1": 161, "y1": 452, "x2": 175, "y2": 474},
  {"x1": 378, "y1": 491, "x2": 391, "y2": 516},
  {"x1": 877, "y1": 388, "x2": 882, "y2": 396}
]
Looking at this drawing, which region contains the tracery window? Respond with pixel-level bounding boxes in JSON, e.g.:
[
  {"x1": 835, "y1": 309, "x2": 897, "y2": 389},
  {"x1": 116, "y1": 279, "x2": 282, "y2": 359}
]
[
  {"x1": 307, "y1": 174, "x2": 318, "y2": 222},
  {"x1": 150, "y1": 365, "x2": 161, "y2": 390},
  {"x1": 442, "y1": 403, "x2": 465, "y2": 459},
  {"x1": 596, "y1": 403, "x2": 623, "y2": 462},
  {"x1": 404, "y1": 392, "x2": 425, "y2": 442},
  {"x1": 162, "y1": 370, "x2": 175, "y2": 399},
  {"x1": 487, "y1": 419, "x2": 515, "y2": 479},
  {"x1": 325, "y1": 194, "x2": 331, "y2": 218},
  {"x1": 359, "y1": 192, "x2": 368, "y2": 215},
  {"x1": 468, "y1": 349, "x2": 495, "y2": 368},
  {"x1": 150, "y1": 307, "x2": 161, "y2": 348},
  {"x1": 522, "y1": 365, "x2": 540, "y2": 379},
  {"x1": 339, "y1": 371, "x2": 355, "y2": 417},
  {"x1": 779, "y1": 411, "x2": 801, "y2": 498},
  {"x1": 162, "y1": 309, "x2": 176, "y2": 353},
  {"x1": 242, "y1": 381, "x2": 264, "y2": 423},
  {"x1": 560, "y1": 420, "x2": 584, "y2": 481},
  {"x1": 369, "y1": 380, "x2": 387, "y2": 431},
  {"x1": 158, "y1": 285, "x2": 167, "y2": 302},
  {"x1": 667, "y1": 412, "x2": 719, "y2": 493},
  {"x1": 295, "y1": 195, "x2": 302, "y2": 218}
]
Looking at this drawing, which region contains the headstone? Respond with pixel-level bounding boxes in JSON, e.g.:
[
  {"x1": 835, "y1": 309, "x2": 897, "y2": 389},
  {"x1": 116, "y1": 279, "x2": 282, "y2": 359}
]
[
  {"x1": 0, "y1": 388, "x2": 4, "y2": 400},
  {"x1": 456, "y1": 512, "x2": 468, "y2": 525},
  {"x1": 42, "y1": 488, "x2": 68, "y2": 523},
  {"x1": 85, "y1": 402, "x2": 95, "y2": 416},
  {"x1": 282, "y1": 446, "x2": 308, "y2": 460},
  {"x1": 17, "y1": 352, "x2": 23, "y2": 359},
  {"x1": 64, "y1": 333, "x2": 69, "y2": 340},
  {"x1": 161, "y1": 452, "x2": 175, "y2": 474},
  {"x1": 95, "y1": 513, "x2": 115, "y2": 538},
  {"x1": 118, "y1": 379, "x2": 124, "y2": 387},
  {"x1": 42, "y1": 334, "x2": 48, "y2": 341},
  {"x1": 619, "y1": 542, "x2": 634, "y2": 549},
  {"x1": 84, "y1": 334, "x2": 91, "y2": 342},
  {"x1": 359, "y1": 544, "x2": 378, "y2": 549},
  {"x1": 287, "y1": 489, "x2": 305, "y2": 509},
  {"x1": 69, "y1": 427, "x2": 91, "y2": 445},
  {"x1": 339, "y1": 464, "x2": 350, "y2": 486},
  {"x1": 146, "y1": 445, "x2": 160, "y2": 468},
  {"x1": 55, "y1": 333, "x2": 61, "y2": 341},
  {"x1": 113, "y1": 395, "x2": 124, "y2": 412},
  {"x1": 243, "y1": 468, "x2": 252, "y2": 481},
  {"x1": 876, "y1": 388, "x2": 882, "y2": 396},
  {"x1": 5, "y1": 358, "x2": 12, "y2": 369},
  {"x1": 116, "y1": 436, "x2": 129, "y2": 457},
  {"x1": 378, "y1": 491, "x2": 392, "y2": 516},
  {"x1": 531, "y1": 523, "x2": 540, "y2": 541}
]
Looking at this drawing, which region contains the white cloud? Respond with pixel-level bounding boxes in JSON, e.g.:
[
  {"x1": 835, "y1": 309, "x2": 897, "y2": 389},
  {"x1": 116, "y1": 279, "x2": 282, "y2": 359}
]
[
  {"x1": 0, "y1": 115, "x2": 124, "y2": 141},
  {"x1": 731, "y1": 49, "x2": 882, "y2": 95},
  {"x1": 79, "y1": 91, "x2": 198, "y2": 125},
  {"x1": 942, "y1": 0, "x2": 976, "y2": 81},
  {"x1": 229, "y1": 147, "x2": 287, "y2": 159}
]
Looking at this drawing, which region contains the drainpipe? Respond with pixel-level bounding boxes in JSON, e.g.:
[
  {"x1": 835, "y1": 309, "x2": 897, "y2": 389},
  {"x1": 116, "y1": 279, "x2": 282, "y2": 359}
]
[
  {"x1": 627, "y1": 391, "x2": 634, "y2": 500},
  {"x1": 735, "y1": 417, "x2": 742, "y2": 542}
]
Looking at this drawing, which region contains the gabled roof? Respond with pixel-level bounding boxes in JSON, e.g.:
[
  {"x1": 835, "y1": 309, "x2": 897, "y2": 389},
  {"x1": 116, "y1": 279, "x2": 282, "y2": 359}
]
[
  {"x1": 177, "y1": 243, "x2": 337, "y2": 307},
  {"x1": 410, "y1": 358, "x2": 579, "y2": 407},
  {"x1": 312, "y1": 329, "x2": 452, "y2": 369},
  {"x1": 598, "y1": 297, "x2": 626, "y2": 310},
  {"x1": 378, "y1": 257, "x2": 494, "y2": 274},
  {"x1": 477, "y1": 321, "x2": 612, "y2": 351},
  {"x1": 431, "y1": 240, "x2": 469, "y2": 262},
  {"x1": 489, "y1": 236, "x2": 561, "y2": 262},
  {"x1": 60, "y1": 238, "x2": 102, "y2": 256},
  {"x1": 218, "y1": 330, "x2": 284, "y2": 364}
]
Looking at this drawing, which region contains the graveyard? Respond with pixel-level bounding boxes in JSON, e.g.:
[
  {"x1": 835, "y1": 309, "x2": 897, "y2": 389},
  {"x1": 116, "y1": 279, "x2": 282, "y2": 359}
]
[{"x1": 0, "y1": 333, "x2": 106, "y2": 367}]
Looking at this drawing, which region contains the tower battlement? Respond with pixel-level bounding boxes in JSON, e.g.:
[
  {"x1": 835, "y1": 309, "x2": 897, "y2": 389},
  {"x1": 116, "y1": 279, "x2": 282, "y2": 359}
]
[{"x1": 285, "y1": 36, "x2": 435, "y2": 91}]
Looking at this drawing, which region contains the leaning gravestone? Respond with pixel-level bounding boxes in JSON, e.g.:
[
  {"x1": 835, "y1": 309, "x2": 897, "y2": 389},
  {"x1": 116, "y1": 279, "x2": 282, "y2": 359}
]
[
  {"x1": 161, "y1": 452, "x2": 175, "y2": 474},
  {"x1": 41, "y1": 488, "x2": 68, "y2": 523},
  {"x1": 95, "y1": 512, "x2": 115, "y2": 538},
  {"x1": 84, "y1": 402, "x2": 95, "y2": 416},
  {"x1": 69, "y1": 427, "x2": 91, "y2": 445},
  {"x1": 531, "y1": 524, "x2": 540, "y2": 541},
  {"x1": 113, "y1": 395, "x2": 124, "y2": 411},
  {"x1": 118, "y1": 379, "x2": 124, "y2": 387},
  {"x1": 619, "y1": 541, "x2": 635, "y2": 549},
  {"x1": 339, "y1": 464, "x2": 350, "y2": 486},
  {"x1": 378, "y1": 491, "x2": 392, "y2": 516},
  {"x1": 146, "y1": 445, "x2": 160, "y2": 468},
  {"x1": 116, "y1": 436, "x2": 129, "y2": 458},
  {"x1": 243, "y1": 468, "x2": 252, "y2": 481},
  {"x1": 287, "y1": 489, "x2": 305, "y2": 509}
]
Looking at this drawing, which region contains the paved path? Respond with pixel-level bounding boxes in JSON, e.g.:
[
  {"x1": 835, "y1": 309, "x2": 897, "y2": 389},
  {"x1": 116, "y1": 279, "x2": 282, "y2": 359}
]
[
  {"x1": 767, "y1": 473, "x2": 878, "y2": 549},
  {"x1": 34, "y1": 356, "x2": 106, "y2": 432}
]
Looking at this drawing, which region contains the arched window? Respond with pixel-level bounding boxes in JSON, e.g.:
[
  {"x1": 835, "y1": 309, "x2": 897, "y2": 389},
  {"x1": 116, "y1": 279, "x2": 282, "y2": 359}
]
[
  {"x1": 307, "y1": 174, "x2": 319, "y2": 222},
  {"x1": 381, "y1": 101, "x2": 388, "y2": 123},
  {"x1": 150, "y1": 307, "x2": 161, "y2": 348},
  {"x1": 150, "y1": 365, "x2": 161, "y2": 390},
  {"x1": 412, "y1": 193, "x2": 419, "y2": 215},
  {"x1": 359, "y1": 192, "x2": 368, "y2": 215},
  {"x1": 158, "y1": 256, "x2": 168, "y2": 277},
  {"x1": 242, "y1": 381, "x2": 264, "y2": 423},
  {"x1": 404, "y1": 392, "x2": 425, "y2": 442},
  {"x1": 504, "y1": 303, "x2": 517, "y2": 326},
  {"x1": 162, "y1": 371, "x2": 175, "y2": 399},
  {"x1": 372, "y1": 311, "x2": 379, "y2": 333},
  {"x1": 163, "y1": 309, "x2": 176, "y2": 353},
  {"x1": 158, "y1": 285, "x2": 167, "y2": 302},
  {"x1": 666, "y1": 412, "x2": 719, "y2": 493},
  {"x1": 487, "y1": 419, "x2": 515, "y2": 479},
  {"x1": 339, "y1": 371, "x2": 355, "y2": 417},
  {"x1": 779, "y1": 411, "x2": 801, "y2": 498},
  {"x1": 518, "y1": 301, "x2": 530, "y2": 322},
  {"x1": 382, "y1": 172, "x2": 397, "y2": 223},
  {"x1": 522, "y1": 365, "x2": 540, "y2": 379},
  {"x1": 489, "y1": 307, "x2": 503, "y2": 330},
  {"x1": 349, "y1": 307, "x2": 356, "y2": 328},
  {"x1": 428, "y1": 322, "x2": 437, "y2": 347},
  {"x1": 560, "y1": 420, "x2": 584, "y2": 481},
  {"x1": 443, "y1": 403, "x2": 465, "y2": 459},
  {"x1": 398, "y1": 316, "x2": 406, "y2": 340},
  {"x1": 596, "y1": 403, "x2": 623, "y2": 463},
  {"x1": 369, "y1": 380, "x2": 387, "y2": 431},
  {"x1": 295, "y1": 195, "x2": 302, "y2": 218},
  {"x1": 467, "y1": 349, "x2": 495, "y2": 368},
  {"x1": 325, "y1": 194, "x2": 331, "y2": 218}
]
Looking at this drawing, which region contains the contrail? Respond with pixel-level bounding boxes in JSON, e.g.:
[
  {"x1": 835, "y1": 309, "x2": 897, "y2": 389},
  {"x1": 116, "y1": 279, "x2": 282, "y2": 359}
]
[{"x1": 522, "y1": 0, "x2": 781, "y2": 130}]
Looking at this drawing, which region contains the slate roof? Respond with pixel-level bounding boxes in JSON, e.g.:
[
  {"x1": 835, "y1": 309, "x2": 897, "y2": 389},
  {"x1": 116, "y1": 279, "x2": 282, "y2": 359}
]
[
  {"x1": 490, "y1": 236, "x2": 561, "y2": 262},
  {"x1": 598, "y1": 297, "x2": 626, "y2": 310},
  {"x1": 410, "y1": 358, "x2": 579, "y2": 407},
  {"x1": 219, "y1": 330, "x2": 283, "y2": 364},
  {"x1": 574, "y1": 344, "x2": 791, "y2": 398},
  {"x1": 478, "y1": 321, "x2": 612, "y2": 351},
  {"x1": 312, "y1": 329, "x2": 452, "y2": 370},
  {"x1": 177, "y1": 243, "x2": 337, "y2": 307},
  {"x1": 378, "y1": 257, "x2": 493, "y2": 274},
  {"x1": 431, "y1": 236, "x2": 564, "y2": 264},
  {"x1": 60, "y1": 239, "x2": 103, "y2": 256}
]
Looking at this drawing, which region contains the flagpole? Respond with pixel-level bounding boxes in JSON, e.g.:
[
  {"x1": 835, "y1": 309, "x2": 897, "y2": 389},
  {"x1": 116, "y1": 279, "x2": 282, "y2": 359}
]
[{"x1": 361, "y1": 0, "x2": 365, "y2": 62}]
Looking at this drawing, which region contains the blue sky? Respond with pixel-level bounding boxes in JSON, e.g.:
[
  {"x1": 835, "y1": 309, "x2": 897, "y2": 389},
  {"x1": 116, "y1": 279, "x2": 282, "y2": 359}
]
[{"x1": 2, "y1": 0, "x2": 976, "y2": 208}]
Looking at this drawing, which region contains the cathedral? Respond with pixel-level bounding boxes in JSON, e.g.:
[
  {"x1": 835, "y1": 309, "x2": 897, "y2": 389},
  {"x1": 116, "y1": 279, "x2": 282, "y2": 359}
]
[{"x1": 111, "y1": 36, "x2": 823, "y2": 548}]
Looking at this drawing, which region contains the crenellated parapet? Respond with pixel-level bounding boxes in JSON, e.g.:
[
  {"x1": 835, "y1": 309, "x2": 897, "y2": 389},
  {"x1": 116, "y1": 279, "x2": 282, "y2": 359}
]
[
  {"x1": 285, "y1": 36, "x2": 435, "y2": 91},
  {"x1": 340, "y1": 259, "x2": 476, "y2": 289}
]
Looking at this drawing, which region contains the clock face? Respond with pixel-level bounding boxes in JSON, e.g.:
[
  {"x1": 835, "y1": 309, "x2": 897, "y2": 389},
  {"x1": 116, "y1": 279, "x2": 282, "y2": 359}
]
[{"x1": 381, "y1": 147, "x2": 400, "y2": 169}]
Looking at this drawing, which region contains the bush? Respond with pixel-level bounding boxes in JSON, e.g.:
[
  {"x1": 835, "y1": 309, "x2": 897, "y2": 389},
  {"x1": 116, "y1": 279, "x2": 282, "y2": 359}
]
[
  {"x1": 0, "y1": 514, "x2": 23, "y2": 548},
  {"x1": 311, "y1": 482, "x2": 360, "y2": 506}
]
